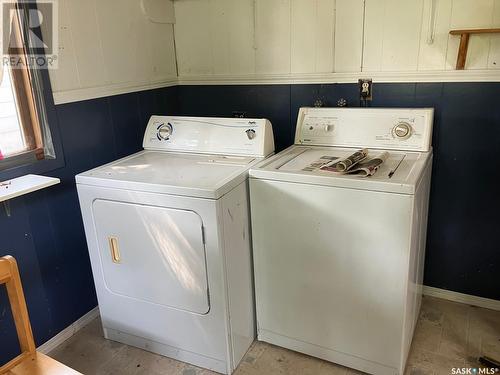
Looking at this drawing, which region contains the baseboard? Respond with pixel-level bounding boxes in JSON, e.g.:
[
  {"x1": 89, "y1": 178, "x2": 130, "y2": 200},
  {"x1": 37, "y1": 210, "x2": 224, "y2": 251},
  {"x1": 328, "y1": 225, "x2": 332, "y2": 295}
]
[
  {"x1": 37, "y1": 307, "x2": 100, "y2": 354},
  {"x1": 423, "y1": 286, "x2": 500, "y2": 311}
]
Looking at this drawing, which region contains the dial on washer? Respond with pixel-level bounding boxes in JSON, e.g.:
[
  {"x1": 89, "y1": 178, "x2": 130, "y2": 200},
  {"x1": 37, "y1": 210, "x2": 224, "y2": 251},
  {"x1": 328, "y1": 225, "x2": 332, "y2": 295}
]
[
  {"x1": 393, "y1": 122, "x2": 412, "y2": 139},
  {"x1": 246, "y1": 129, "x2": 256, "y2": 140},
  {"x1": 158, "y1": 123, "x2": 173, "y2": 140}
]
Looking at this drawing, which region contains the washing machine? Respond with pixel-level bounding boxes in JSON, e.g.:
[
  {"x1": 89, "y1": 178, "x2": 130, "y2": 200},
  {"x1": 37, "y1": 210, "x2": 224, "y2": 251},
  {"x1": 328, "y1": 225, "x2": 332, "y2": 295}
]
[
  {"x1": 76, "y1": 115, "x2": 274, "y2": 374},
  {"x1": 249, "y1": 107, "x2": 433, "y2": 375}
]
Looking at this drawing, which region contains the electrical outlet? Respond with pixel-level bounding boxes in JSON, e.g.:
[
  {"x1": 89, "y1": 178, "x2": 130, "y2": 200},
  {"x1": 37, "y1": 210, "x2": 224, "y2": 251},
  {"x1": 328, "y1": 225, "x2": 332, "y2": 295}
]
[{"x1": 359, "y1": 79, "x2": 373, "y2": 101}]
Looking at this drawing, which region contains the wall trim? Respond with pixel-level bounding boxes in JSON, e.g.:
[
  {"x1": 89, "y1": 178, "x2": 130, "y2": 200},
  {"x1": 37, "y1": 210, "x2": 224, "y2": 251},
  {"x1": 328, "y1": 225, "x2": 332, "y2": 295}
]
[
  {"x1": 52, "y1": 70, "x2": 500, "y2": 105},
  {"x1": 423, "y1": 286, "x2": 500, "y2": 311},
  {"x1": 37, "y1": 307, "x2": 100, "y2": 354},
  {"x1": 52, "y1": 79, "x2": 178, "y2": 105},
  {"x1": 177, "y1": 70, "x2": 500, "y2": 85}
]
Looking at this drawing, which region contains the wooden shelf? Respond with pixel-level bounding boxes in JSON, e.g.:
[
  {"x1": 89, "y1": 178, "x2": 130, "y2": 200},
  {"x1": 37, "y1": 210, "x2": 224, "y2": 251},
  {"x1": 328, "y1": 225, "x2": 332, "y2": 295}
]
[
  {"x1": 0, "y1": 174, "x2": 60, "y2": 203},
  {"x1": 449, "y1": 28, "x2": 500, "y2": 70}
]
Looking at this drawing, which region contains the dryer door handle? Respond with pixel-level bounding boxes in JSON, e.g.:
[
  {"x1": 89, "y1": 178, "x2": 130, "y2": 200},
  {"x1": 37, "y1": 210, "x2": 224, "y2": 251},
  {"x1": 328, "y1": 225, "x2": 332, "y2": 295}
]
[{"x1": 108, "y1": 236, "x2": 121, "y2": 264}]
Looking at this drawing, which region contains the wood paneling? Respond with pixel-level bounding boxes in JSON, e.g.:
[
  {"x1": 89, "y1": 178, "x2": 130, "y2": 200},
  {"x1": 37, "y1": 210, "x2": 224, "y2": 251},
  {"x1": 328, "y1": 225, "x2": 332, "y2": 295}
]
[
  {"x1": 363, "y1": 0, "x2": 425, "y2": 72},
  {"x1": 49, "y1": 0, "x2": 177, "y2": 101},
  {"x1": 334, "y1": 0, "x2": 364, "y2": 72},
  {"x1": 52, "y1": 0, "x2": 500, "y2": 95},
  {"x1": 291, "y1": 0, "x2": 335, "y2": 73},
  {"x1": 255, "y1": 0, "x2": 291, "y2": 74},
  {"x1": 417, "y1": 0, "x2": 453, "y2": 71}
]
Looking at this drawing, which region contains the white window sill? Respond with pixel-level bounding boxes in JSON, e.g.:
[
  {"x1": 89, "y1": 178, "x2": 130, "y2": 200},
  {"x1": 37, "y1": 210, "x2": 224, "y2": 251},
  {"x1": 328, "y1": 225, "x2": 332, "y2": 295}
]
[{"x1": 0, "y1": 174, "x2": 60, "y2": 203}]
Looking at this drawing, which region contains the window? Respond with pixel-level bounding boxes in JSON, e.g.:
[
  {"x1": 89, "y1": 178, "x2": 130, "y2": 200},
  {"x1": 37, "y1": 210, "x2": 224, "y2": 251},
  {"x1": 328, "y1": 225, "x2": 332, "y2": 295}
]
[
  {"x1": 0, "y1": 66, "x2": 24, "y2": 157},
  {"x1": 0, "y1": 2, "x2": 54, "y2": 170}
]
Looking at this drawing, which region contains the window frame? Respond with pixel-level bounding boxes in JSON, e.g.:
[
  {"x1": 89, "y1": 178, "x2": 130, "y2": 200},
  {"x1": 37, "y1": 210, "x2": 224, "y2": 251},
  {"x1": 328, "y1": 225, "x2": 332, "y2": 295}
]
[{"x1": 0, "y1": 1, "x2": 64, "y2": 181}]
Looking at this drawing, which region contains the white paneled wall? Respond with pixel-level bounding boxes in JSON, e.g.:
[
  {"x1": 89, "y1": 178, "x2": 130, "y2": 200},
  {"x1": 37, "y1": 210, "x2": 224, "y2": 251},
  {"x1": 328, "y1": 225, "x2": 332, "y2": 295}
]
[
  {"x1": 363, "y1": 0, "x2": 500, "y2": 72},
  {"x1": 50, "y1": 0, "x2": 177, "y2": 104},
  {"x1": 417, "y1": 0, "x2": 453, "y2": 70},
  {"x1": 290, "y1": 0, "x2": 335, "y2": 74},
  {"x1": 174, "y1": 0, "x2": 500, "y2": 82},
  {"x1": 446, "y1": 0, "x2": 500, "y2": 69},
  {"x1": 51, "y1": 0, "x2": 500, "y2": 103},
  {"x1": 334, "y1": 0, "x2": 364, "y2": 73},
  {"x1": 363, "y1": 0, "x2": 425, "y2": 71},
  {"x1": 255, "y1": 0, "x2": 291, "y2": 74},
  {"x1": 175, "y1": 0, "x2": 258, "y2": 75},
  {"x1": 174, "y1": 0, "x2": 338, "y2": 76}
]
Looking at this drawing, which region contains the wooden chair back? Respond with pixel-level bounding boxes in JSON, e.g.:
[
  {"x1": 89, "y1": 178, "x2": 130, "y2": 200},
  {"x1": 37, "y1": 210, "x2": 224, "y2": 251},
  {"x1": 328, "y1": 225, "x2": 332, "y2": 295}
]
[{"x1": 0, "y1": 255, "x2": 36, "y2": 372}]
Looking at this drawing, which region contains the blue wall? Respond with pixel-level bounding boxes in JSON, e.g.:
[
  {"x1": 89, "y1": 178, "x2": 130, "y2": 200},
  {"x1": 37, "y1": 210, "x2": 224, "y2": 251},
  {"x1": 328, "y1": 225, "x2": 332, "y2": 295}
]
[
  {"x1": 1, "y1": 81, "x2": 499, "y2": 365},
  {"x1": 0, "y1": 86, "x2": 179, "y2": 363}
]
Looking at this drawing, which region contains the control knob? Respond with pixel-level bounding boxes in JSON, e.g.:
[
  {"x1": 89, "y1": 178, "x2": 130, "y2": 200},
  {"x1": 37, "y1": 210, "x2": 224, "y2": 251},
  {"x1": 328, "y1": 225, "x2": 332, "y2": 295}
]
[
  {"x1": 157, "y1": 123, "x2": 173, "y2": 140},
  {"x1": 246, "y1": 129, "x2": 256, "y2": 140},
  {"x1": 392, "y1": 122, "x2": 412, "y2": 139}
]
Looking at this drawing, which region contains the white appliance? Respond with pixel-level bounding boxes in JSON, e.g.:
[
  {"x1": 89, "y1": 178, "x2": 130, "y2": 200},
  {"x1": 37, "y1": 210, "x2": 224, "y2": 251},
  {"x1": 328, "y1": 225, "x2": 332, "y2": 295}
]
[
  {"x1": 76, "y1": 116, "x2": 274, "y2": 374},
  {"x1": 249, "y1": 107, "x2": 433, "y2": 375}
]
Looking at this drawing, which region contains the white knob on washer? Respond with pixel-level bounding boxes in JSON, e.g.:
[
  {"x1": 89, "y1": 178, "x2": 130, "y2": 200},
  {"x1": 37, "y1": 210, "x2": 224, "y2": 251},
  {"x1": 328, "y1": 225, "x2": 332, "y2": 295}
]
[
  {"x1": 246, "y1": 129, "x2": 256, "y2": 140},
  {"x1": 393, "y1": 122, "x2": 412, "y2": 139},
  {"x1": 324, "y1": 124, "x2": 334, "y2": 132},
  {"x1": 158, "y1": 123, "x2": 173, "y2": 140}
]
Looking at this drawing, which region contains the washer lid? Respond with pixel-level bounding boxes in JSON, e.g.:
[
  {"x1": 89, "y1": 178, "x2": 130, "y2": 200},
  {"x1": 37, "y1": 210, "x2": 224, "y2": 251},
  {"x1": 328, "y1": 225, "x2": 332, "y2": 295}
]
[
  {"x1": 76, "y1": 150, "x2": 257, "y2": 199},
  {"x1": 249, "y1": 145, "x2": 432, "y2": 195}
]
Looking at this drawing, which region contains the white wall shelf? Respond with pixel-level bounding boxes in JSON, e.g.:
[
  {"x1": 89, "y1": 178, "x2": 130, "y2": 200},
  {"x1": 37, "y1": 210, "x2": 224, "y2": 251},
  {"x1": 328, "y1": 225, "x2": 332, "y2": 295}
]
[{"x1": 1, "y1": 174, "x2": 60, "y2": 203}]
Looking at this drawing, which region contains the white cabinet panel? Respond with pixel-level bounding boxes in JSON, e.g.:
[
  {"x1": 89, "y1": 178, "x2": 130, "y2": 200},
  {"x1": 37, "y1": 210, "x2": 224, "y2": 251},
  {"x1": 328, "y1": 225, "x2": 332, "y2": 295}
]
[
  {"x1": 255, "y1": 0, "x2": 291, "y2": 74},
  {"x1": 363, "y1": 0, "x2": 425, "y2": 72},
  {"x1": 334, "y1": 0, "x2": 364, "y2": 72},
  {"x1": 291, "y1": 0, "x2": 335, "y2": 74}
]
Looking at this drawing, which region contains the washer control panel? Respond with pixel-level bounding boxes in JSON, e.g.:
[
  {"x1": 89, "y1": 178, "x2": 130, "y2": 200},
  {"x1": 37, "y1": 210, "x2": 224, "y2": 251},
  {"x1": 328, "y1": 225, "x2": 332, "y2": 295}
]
[
  {"x1": 143, "y1": 116, "x2": 275, "y2": 157},
  {"x1": 295, "y1": 107, "x2": 433, "y2": 152}
]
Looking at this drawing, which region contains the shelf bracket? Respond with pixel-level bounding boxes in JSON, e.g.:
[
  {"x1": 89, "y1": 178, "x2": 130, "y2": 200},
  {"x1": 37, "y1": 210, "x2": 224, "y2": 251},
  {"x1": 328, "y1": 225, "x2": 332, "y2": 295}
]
[
  {"x1": 3, "y1": 201, "x2": 11, "y2": 217},
  {"x1": 450, "y1": 28, "x2": 500, "y2": 70}
]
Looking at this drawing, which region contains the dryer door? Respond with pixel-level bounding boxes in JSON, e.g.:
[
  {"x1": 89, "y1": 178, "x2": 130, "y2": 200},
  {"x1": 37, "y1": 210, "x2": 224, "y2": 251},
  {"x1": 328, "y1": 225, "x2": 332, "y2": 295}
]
[{"x1": 92, "y1": 199, "x2": 210, "y2": 314}]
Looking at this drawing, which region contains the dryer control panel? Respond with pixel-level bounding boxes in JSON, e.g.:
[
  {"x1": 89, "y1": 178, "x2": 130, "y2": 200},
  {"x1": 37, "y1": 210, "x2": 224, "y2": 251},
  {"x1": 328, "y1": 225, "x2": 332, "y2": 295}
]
[
  {"x1": 143, "y1": 116, "x2": 275, "y2": 157},
  {"x1": 295, "y1": 107, "x2": 434, "y2": 152}
]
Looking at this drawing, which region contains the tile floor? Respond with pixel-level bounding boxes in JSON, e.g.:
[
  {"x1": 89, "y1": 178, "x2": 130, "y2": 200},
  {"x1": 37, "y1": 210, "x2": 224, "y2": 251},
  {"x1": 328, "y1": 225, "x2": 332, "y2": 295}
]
[{"x1": 49, "y1": 296, "x2": 500, "y2": 375}]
